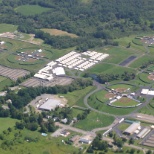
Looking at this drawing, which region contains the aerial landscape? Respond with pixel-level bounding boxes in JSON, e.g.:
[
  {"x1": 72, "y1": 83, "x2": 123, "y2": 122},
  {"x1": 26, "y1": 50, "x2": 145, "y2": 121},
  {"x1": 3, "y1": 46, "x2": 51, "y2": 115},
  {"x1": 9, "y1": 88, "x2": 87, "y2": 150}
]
[{"x1": 0, "y1": 0, "x2": 154, "y2": 154}]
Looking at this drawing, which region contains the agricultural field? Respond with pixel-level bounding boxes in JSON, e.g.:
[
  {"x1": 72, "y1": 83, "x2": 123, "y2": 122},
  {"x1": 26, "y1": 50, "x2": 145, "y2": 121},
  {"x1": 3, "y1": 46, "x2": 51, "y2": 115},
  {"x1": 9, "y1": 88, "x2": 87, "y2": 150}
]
[
  {"x1": 0, "y1": 24, "x2": 17, "y2": 33},
  {"x1": 74, "y1": 111, "x2": 114, "y2": 131},
  {"x1": 15, "y1": 5, "x2": 51, "y2": 16},
  {"x1": 112, "y1": 97, "x2": 139, "y2": 107},
  {"x1": 41, "y1": 28, "x2": 78, "y2": 38}
]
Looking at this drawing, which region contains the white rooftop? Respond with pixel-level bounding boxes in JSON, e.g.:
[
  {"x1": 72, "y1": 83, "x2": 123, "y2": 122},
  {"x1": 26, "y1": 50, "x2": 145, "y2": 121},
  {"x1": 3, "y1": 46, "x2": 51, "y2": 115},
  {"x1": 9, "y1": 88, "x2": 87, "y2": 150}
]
[{"x1": 53, "y1": 67, "x2": 65, "y2": 76}]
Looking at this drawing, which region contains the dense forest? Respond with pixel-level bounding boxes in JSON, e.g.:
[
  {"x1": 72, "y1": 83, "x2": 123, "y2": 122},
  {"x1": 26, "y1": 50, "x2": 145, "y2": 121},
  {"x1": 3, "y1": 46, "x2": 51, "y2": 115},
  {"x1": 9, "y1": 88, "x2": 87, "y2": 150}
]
[{"x1": 0, "y1": 0, "x2": 154, "y2": 49}]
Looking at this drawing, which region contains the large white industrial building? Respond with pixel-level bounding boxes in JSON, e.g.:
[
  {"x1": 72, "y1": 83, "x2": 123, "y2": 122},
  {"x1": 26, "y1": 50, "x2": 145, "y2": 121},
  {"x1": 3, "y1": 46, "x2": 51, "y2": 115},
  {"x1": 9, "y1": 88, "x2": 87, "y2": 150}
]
[{"x1": 34, "y1": 50, "x2": 109, "y2": 81}]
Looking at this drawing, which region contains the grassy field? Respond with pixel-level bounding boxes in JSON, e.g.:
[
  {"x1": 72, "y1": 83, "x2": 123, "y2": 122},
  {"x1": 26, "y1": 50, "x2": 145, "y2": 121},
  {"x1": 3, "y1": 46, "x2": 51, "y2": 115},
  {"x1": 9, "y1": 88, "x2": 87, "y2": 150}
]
[
  {"x1": 0, "y1": 24, "x2": 17, "y2": 33},
  {"x1": 138, "y1": 73, "x2": 152, "y2": 83},
  {"x1": 94, "y1": 90, "x2": 109, "y2": 102},
  {"x1": 113, "y1": 98, "x2": 139, "y2": 107},
  {"x1": 87, "y1": 62, "x2": 135, "y2": 75},
  {"x1": 74, "y1": 111, "x2": 114, "y2": 131},
  {"x1": 0, "y1": 118, "x2": 18, "y2": 133},
  {"x1": 118, "y1": 123, "x2": 130, "y2": 131},
  {"x1": 130, "y1": 55, "x2": 154, "y2": 68},
  {"x1": 15, "y1": 5, "x2": 51, "y2": 16},
  {"x1": 97, "y1": 46, "x2": 138, "y2": 64},
  {"x1": 41, "y1": 28, "x2": 78, "y2": 38},
  {"x1": 88, "y1": 93, "x2": 137, "y2": 115},
  {"x1": 0, "y1": 76, "x2": 13, "y2": 91},
  {"x1": 139, "y1": 105, "x2": 154, "y2": 116},
  {"x1": 62, "y1": 86, "x2": 95, "y2": 107},
  {"x1": 0, "y1": 128, "x2": 78, "y2": 154},
  {"x1": 109, "y1": 84, "x2": 133, "y2": 90}
]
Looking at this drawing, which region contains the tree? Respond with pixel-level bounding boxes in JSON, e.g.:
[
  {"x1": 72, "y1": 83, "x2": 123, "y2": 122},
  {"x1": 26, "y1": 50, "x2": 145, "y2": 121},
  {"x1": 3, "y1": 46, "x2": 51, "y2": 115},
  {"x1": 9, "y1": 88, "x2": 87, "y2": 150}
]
[{"x1": 129, "y1": 138, "x2": 135, "y2": 144}]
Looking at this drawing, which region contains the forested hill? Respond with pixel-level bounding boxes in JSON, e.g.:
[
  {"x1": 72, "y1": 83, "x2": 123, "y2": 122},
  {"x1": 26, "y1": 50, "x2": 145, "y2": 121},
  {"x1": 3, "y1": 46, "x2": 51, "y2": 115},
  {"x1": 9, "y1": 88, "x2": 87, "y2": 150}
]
[{"x1": 0, "y1": 0, "x2": 154, "y2": 49}]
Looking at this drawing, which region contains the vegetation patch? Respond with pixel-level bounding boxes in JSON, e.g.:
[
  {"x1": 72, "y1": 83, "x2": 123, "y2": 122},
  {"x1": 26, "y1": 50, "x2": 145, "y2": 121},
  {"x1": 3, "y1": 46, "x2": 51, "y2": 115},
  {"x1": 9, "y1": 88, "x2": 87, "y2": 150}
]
[
  {"x1": 0, "y1": 24, "x2": 17, "y2": 33},
  {"x1": 74, "y1": 111, "x2": 114, "y2": 131},
  {"x1": 15, "y1": 5, "x2": 51, "y2": 16},
  {"x1": 41, "y1": 28, "x2": 78, "y2": 38},
  {"x1": 138, "y1": 73, "x2": 152, "y2": 83}
]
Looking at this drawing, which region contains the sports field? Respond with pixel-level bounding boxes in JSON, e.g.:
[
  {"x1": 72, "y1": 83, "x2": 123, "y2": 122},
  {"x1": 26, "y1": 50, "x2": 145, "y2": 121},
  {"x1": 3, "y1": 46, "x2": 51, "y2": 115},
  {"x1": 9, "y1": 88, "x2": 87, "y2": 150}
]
[
  {"x1": 74, "y1": 111, "x2": 114, "y2": 131},
  {"x1": 112, "y1": 97, "x2": 139, "y2": 107},
  {"x1": 15, "y1": 5, "x2": 51, "y2": 16},
  {"x1": 94, "y1": 90, "x2": 111, "y2": 102},
  {"x1": 109, "y1": 84, "x2": 133, "y2": 91},
  {"x1": 139, "y1": 73, "x2": 153, "y2": 83}
]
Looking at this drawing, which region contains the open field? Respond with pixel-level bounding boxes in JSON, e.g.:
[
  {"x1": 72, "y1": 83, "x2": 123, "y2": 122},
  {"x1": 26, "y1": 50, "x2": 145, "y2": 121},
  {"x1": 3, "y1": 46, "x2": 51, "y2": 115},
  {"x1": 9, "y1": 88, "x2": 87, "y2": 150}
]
[
  {"x1": 88, "y1": 93, "x2": 137, "y2": 115},
  {"x1": 139, "y1": 105, "x2": 154, "y2": 116},
  {"x1": 86, "y1": 63, "x2": 135, "y2": 75},
  {"x1": 62, "y1": 86, "x2": 95, "y2": 107},
  {"x1": 74, "y1": 111, "x2": 114, "y2": 131},
  {"x1": 118, "y1": 123, "x2": 130, "y2": 131},
  {"x1": 41, "y1": 28, "x2": 78, "y2": 38},
  {"x1": 138, "y1": 73, "x2": 153, "y2": 83},
  {"x1": 109, "y1": 84, "x2": 133, "y2": 90},
  {"x1": 112, "y1": 97, "x2": 139, "y2": 107},
  {"x1": 0, "y1": 76, "x2": 13, "y2": 91},
  {"x1": 0, "y1": 128, "x2": 78, "y2": 154},
  {"x1": 0, "y1": 24, "x2": 17, "y2": 33},
  {"x1": 0, "y1": 118, "x2": 18, "y2": 133},
  {"x1": 15, "y1": 5, "x2": 51, "y2": 16},
  {"x1": 97, "y1": 46, "x2": 138, "y2": 64}
]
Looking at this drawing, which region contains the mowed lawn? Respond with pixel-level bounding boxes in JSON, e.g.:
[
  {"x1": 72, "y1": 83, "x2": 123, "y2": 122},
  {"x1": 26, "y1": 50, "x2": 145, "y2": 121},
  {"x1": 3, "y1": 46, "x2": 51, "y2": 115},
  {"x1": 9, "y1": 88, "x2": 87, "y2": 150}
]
[
  {"x1": 110, "y1": 84, "x2": 133, "y2": 89},
  {"x1": 113, "y1": 98, "x2": 139, "y2": 107},
  {"x1": 74, "y1": 111, "x2": 114, "y2": 131},
  {"x1": 62, "y1": 86, "x2": 95, "y2": 107},
  {"x1": 97, "y1": 47, "x2": 136, "y2": 64},
  {"x1": 87, "y1": 63, "x2": 135, "y2": 75},
  {"x1": 139, "y1": 73, "x2": 152, "y2": 83},
  {"x1": 0, "y1": 118, "x2": 18, "y2": 133},
  {"x1": 15, "y1": 5, "x2": 51, "y2": 16},
  {"x1": 0, "y1": 24, "x2": 17, "y2": 33},
  {"x1": 41, "y1": 28, "x2": 78, "y2": 38},
  {"x1": 94, "y1": 90, "x2": 109, "y2": 102}
]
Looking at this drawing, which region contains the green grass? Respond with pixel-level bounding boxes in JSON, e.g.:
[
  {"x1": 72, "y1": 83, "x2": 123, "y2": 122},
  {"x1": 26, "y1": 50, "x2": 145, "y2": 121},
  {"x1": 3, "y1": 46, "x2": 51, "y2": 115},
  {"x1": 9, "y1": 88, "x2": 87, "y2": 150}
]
[
  {"x1": 97, "y1": 47, "x2": 138, "y2": 64},
  {"x1": 74, "y1": 111, "x2": 114, "y2": 131},
  {"x1": 113, "y1": 98, "x2": 139, "y2": 107},
  {"x1": 71, "y1": 108, "x2": 84, "y2": 117},
  {"x1": 0, "y1": 128, "x2": 78, "y2": 154},
  {"x1": 15, "y1": 5, "x2": 51, "y2": 16},
  {"x1": 139, "y1": 104, "x2": 154, "y2": 116},
  {"x1": 118, "y1": 123, "x2": 130, "y2": 131},
  {"x1": 0, "y1": 118, "x2": 18, "y2": 133},
  {"x1": 94, "y1": 90, "x2": 109, "y2": 102},
  {"x1": 0, "y1": 24, "x2": 17, "y2": 33},
  {"x1": 138, "y1": 73, "x2": 152, "y2": 83},
  {"x1": 130, "y1": 55, "x2": 154, "y2": 68},
  {"x1": 109, "y1": 84, "x2": 133, "y2": 90},
  {"x1": 0, "y1": 76, "x2": 13, "y2": 91},
  {"x1": 62, "y1": 86, "x2": 95, "y2": 107},
  {"x1": 88, "y1": 93, "x2": 137, "y2": 115}
]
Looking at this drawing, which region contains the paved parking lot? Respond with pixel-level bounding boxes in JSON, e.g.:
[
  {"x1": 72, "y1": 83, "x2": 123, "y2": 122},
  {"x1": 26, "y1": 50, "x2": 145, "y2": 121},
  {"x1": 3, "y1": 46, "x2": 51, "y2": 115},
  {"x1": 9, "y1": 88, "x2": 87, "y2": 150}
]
[{"x1": 0, "y1": 65, "x2": 30, "y2": 81}]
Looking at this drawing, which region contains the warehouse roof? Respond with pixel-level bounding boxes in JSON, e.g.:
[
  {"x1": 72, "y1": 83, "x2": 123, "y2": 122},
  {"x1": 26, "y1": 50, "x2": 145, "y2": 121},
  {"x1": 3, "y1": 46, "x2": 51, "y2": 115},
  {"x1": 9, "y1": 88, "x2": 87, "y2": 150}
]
[
  {"x1": 53, "y1": 67, "x2": 65, "y2": 76},
  {"x1": 124, "y1": 122, "x2": 140, "y2": 135}
]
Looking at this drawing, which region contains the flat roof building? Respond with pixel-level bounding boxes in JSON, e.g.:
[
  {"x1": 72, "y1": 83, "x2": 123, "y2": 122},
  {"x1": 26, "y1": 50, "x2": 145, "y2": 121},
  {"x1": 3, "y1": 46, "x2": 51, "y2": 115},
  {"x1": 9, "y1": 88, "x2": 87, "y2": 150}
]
[
  {"x1": 39, "y1": 99, "x2": 62, "y2": 111},
  {"x1": 137, "y1": 128, "x2": 151, "y2": 139},
  {"x1": 123, "y1": 122, "x2": 140, "y2": 135}
]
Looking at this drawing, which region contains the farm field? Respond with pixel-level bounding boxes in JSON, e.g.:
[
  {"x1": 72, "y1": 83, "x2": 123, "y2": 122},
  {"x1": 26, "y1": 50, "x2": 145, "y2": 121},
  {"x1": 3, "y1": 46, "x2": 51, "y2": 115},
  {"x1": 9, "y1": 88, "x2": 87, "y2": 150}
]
[
  {"x1": 0, "y1": 24, "x2": 17, "y2": 33},
  {"x1": 41, "y1": 28, "x2": 78, "y2": 38},
  {"x1": 62, "y1": 86, "x2": 95, "y2": 107},
  {"x1": 112, "y1": 97, "x2": 139, "y2": 107},
  {"x1": 74, "y1": 111, "x2": 114, "y2": 131},
  {"x1": 15, "y1": 5, "x2": 51, "y2": 16},
  {"x1": 88, "y1": 93, "x2": 137, "y2": 115}
]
